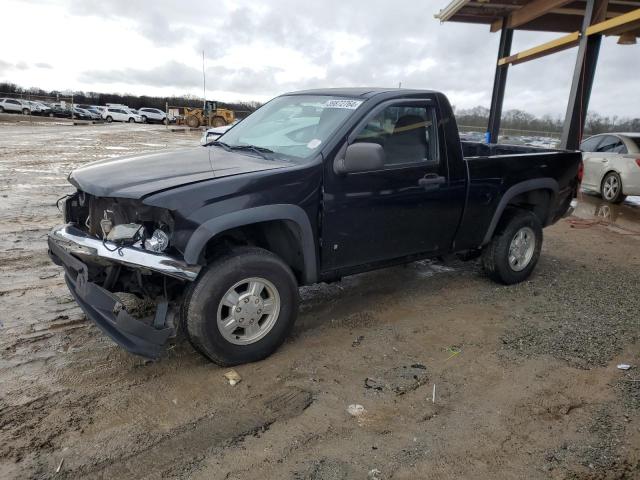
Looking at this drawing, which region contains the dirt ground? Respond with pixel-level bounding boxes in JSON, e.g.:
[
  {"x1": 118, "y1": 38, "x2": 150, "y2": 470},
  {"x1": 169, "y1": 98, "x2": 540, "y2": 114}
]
[{"x1": 0, "y1": 123, "x2": 638, "y2": 480}]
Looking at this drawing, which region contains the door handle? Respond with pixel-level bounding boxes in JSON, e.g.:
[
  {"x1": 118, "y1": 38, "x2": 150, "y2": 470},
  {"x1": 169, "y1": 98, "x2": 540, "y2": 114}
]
[{"x1": 418, "y1": 175, "x2": 446, "y2": 188}]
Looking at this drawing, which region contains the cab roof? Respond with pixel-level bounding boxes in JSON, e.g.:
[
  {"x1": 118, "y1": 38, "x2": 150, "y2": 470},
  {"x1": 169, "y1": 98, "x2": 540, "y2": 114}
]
[{"x1": 284, "y1": 87, "x2": 439, "y2": 98}]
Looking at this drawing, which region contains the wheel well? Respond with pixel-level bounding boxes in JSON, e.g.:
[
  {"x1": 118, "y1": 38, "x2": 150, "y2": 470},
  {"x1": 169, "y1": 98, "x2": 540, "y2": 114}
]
[
  {"x1": 202, "y1": 220, "x2": 306, "y2": 283},
  {"x1": 504, "y1": 188, "x2": 552, "y2": 226},
  {"x1": 601, "y1": 170, "x2": 620, "y2": 187}
]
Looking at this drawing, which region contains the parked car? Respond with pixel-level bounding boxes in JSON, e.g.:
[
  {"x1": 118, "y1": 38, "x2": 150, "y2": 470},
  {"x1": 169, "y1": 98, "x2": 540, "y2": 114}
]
[
  {"x1": 48, "y1": 88, "x2": 581, "y2": 364},
  {"x1": 102, "y1": 107, "x2": 142, "y2": 123},
  {"x1": 47, "y1": 103, "x2": 72, "y2": 118},
  {"x1": 138, "y1": 107, "x2": 172, "y2": 124},
  {"x1": 74, "y1": 107, "x2": 99, "y2": 120},
  {"x1": 580, "y1": 133, "x2": 640, "y2": 203},
  {"x1": 30, "y1": 101, "x2": 52, "y2": 116},
  {"x1": 77, "y1": 105, "x2": 102, "y2": 117},
  {"x1": 0, "y1": 98, "x2": 32, "y2": 114}
]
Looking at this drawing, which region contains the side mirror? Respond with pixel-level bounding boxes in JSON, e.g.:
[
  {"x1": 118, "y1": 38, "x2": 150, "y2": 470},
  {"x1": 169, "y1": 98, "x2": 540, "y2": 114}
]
[{"x1": 334, "y1": 143, "x2": 385, "y2": 175}]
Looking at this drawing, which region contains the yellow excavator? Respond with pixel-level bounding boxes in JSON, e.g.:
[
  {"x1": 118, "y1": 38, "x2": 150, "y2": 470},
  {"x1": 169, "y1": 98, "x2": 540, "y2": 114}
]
[{"x1": 182, "y1": 101, "x2": 235, "y2": 128}]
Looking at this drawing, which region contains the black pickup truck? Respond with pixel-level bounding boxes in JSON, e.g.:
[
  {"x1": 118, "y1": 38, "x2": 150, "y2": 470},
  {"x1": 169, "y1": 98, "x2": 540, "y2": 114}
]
[{"x1": 48, "y1": 88, "x2": 582, "y2": 365}]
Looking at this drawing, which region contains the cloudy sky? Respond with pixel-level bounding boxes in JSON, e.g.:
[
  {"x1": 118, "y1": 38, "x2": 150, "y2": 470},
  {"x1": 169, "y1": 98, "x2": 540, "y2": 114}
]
[{"x1": 1, "y1": 0, "x2": 638, "y2": 117}]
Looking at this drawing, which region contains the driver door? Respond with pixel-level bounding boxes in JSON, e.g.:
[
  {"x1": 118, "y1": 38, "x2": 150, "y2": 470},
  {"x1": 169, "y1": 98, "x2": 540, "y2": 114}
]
[{"x1": 321, "y1": 98, "x2": 466, "y2": 273}]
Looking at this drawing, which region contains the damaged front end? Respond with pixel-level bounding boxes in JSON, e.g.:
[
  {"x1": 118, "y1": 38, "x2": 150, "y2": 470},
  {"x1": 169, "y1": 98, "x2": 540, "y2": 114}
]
[{"x1": 48, "y1": 191, "x2": 201, "y2": 359}]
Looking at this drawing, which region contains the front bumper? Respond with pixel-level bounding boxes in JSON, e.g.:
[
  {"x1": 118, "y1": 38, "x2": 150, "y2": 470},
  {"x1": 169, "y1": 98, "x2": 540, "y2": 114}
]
[
  {"x1": 49, "y1": 224, "x2": 200, "y2": 281},
  {"x1": 47, "y1": 224, "x2": 201, "y2": 358}
]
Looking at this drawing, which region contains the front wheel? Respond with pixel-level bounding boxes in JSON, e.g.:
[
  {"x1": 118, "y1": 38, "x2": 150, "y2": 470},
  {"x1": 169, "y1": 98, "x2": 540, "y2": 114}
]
[
  {"x1": 183, "y1": 247, "x2": 299, "y2": 366},
  {"x1": 128, "y1": 117, "x2": 135, "y2": 123},
  {"x1": 601, "y1": 172, "x2": 626, "y2": 204},
  {"x1": 482, "y1": 209, "x2": 542, "y2": 285},
  {"x1": 0, "y1": 106, "x2": 4, "y2": 113},
  {"x1": 106, "y1": 116, "x2": 113, "y2": 123},
  {"x1": 22, "y1": 108, "x2": 30, "y2": 115},
  {"x1": 141, "y1": 115, "x2": 147, "y2": 123}
]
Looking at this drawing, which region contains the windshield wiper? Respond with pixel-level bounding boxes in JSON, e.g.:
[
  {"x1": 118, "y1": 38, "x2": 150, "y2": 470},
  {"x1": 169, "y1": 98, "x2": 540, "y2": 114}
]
[
  {"x1": 206, "y1": 140, "x2": 232, "y2": 151},
  {"x1": 229, "y1": 144, "x2": 274, "y2": 160}
]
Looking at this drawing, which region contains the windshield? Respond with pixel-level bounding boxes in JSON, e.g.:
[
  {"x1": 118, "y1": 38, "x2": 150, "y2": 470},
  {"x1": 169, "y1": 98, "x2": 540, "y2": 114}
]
[{"x1": 216, "y1": 95, "x2": 364, "y2": 161}]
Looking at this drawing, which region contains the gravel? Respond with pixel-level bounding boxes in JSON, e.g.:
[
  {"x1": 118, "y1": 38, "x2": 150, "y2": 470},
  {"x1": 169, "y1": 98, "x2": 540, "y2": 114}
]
[{"x1": 496, "y1": 254, "x2": 640, "y2": 368}]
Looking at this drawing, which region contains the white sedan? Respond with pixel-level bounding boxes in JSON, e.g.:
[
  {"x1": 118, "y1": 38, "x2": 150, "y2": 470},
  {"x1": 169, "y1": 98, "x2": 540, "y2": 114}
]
[
  {"x1": 102, "y1": 107, "x2": 142, "y2": 123},
  {"x1": 200, "y1": 123, "x2": 235, "y2": 145},
  {"x1": 580, "y1": 133, "x2": 640, "y2": 203},
  {"x1": 138, "y1": 107, "x2": 173, "y2": 124}
]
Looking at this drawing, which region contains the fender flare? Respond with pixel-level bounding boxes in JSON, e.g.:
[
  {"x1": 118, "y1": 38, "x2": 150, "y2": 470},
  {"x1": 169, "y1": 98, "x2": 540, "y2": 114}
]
[
  {"x1": 184, "y1": 204, "x2": 318, "y2": 284},
  {"x1": 481, "y1": 178, "x2": 559, "y2": 246}
]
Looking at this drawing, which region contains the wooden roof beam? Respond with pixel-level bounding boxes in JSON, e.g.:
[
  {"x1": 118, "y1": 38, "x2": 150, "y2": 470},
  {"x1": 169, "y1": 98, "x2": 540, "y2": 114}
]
[
  {"x1": 498, "y1": 31, "x2": 580, "y2": 65},
  {"x1": 491, "y1": 0, "x2": 576, "y2": 31},
  {"x1": 585, "y1": 6, "x2": 640, "y2": 34}
]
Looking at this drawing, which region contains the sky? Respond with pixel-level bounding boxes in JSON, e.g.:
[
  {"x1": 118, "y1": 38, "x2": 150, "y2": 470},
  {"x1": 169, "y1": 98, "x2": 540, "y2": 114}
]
[{"x1": 1, "y1": 0, "x2": 638, "y2": 118}]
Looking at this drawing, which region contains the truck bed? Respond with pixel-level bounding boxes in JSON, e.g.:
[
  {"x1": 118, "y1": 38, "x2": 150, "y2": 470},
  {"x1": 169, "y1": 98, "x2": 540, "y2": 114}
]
[
  {"x1": 454, "y1": 141, "x2": 582, "y2": 252},
  {"x1": 461, "y1": 141, "x2": 556, "y2": 158}
]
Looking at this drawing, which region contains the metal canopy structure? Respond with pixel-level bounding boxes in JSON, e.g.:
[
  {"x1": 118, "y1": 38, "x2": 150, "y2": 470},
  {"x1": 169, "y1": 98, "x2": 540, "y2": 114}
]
[{"x1": 435, "y1": 0, "x2": 640, "y2": 149}]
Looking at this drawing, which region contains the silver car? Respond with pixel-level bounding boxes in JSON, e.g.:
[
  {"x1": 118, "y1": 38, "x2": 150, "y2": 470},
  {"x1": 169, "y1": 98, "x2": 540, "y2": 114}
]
[
  {"x1": 580, "y1": 133, "x2": 640, "y2": 203},
  {"x1": 0, "y1": 98, "x2": 32, "y2": 114}
]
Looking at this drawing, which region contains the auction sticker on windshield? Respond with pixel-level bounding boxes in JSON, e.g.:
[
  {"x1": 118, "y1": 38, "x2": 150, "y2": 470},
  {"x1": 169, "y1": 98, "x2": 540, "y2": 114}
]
[{"x1": 323, "y1": 99, "x2": 363, "y2": 110}]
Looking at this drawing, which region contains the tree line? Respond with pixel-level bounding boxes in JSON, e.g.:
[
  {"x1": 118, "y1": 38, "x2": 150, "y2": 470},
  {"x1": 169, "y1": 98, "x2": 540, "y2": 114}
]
[{"x1": 455, "y1": 105, "x2": 640, "y2": 136}]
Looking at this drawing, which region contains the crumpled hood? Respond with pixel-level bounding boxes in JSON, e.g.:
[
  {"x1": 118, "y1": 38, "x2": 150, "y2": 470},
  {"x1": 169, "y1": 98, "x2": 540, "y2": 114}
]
[{"x1": 69, "y1": 146, "x2": 290, "y2": 199}]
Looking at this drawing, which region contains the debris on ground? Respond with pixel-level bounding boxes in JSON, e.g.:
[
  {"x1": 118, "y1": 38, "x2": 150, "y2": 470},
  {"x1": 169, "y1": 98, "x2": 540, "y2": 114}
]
[
  {"x1": 364, "y1": 365, "x2": 429, "y2": 395},
  {"x1": 352, "y1": 335, "x2": 365, "y2": 347},
  {"x1": 617, "y1": 364, "x2": 632, "y2": 370},
  {"x1": 223, "y1": 370, "x2": 242, "y2": 386},
  {"x1": 347, "y1": 404, "x2": 366, "y2": 417},
  {"x1": 367, "y1": 468, "x2": 382, "y2": 479}
]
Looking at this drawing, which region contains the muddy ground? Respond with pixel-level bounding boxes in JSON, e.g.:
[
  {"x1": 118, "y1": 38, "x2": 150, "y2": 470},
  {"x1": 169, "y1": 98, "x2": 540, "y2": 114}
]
[{"x1": 0, "y1": 123, "x2": 638, "y2": 480}]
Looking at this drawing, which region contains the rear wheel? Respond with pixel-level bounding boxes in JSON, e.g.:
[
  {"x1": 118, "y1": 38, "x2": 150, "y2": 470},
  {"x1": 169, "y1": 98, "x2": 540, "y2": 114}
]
[
  {"x1": 128, "y1": 117, "x2": 135, "y2": 123},
  {"x1": 22, "y1": 108, "x2": 30, "y2": 115},
  {"x1": 0, "y1": 106, "x2": 4, "y2": 113},
  {"x1": 185, "y1": 114, "x2": 200, "y2": 128},
  {"x1": 212, "y1": 116, "x2": 226, "y2": 127},
  {"x1": 106, "y1": 116, "x2": 113, "y2": 123},
  {"x1": 141, "y1": 115, "x2": 147, "y2": 123},
  {"x1": 184, "y1": 247, "x2": 298, "y2": 366},
  {"x1": 601, "y1": 172, "x2": 626, "y2": 204},
  {"x1": 482, "y1": 209, "x2": 542, "y2": 285}
]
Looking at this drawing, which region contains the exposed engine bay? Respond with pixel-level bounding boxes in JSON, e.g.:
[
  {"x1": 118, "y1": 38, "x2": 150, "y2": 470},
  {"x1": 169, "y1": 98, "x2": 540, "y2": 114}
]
[{"x1": 61, "y1": 191, "x2": 186, "y2": 324}]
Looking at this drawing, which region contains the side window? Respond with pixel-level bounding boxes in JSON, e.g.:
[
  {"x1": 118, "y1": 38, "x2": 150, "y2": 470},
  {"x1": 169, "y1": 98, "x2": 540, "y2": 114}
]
[
  {"x1": 596, "y1": 136, "x2": 624, "y2": 153},
  {"x1": 353, "y1": 104, "x2": 437, "y2": 166},
  {"x1": 8, "y1": 99, "x2": 20, "y2": 105},
  {"x1": 580, "y1": 136, "x2": 602, "y2": 152},
  {"x1": 612, "y1": 142, "x2": 628, "y2": 154}
]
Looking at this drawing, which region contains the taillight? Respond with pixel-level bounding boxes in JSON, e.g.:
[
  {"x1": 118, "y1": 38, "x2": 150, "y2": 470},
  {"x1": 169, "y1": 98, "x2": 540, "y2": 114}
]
[
  {"x1": 635, "y1": 158, "x2": 640, "y2": 168},
  {"x1": 577, "y1": 160, "x2": 584, "y2": 183}
]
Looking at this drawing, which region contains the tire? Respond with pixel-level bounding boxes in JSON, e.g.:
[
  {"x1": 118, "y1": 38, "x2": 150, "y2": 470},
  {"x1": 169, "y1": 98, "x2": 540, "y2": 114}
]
[
  {"x1": 212, "y1": 116, "x2": 226, "y2": 127},
  {"x1": 184, "y1": 247, "x2": 299, "y2": 366},
  {"x1": 0, "y1": 106, "x2": 4, "y2": 113},
  {"x1": 22, "y1": 108, "x2": 30, "y2": 115},
  {"x1": 185, "y1": 115, "x2": 200, "y2": 128},
  {"x1": 601, "y1": 171, "x2": 626, "y2": 204},
  {"x1": 128, "y1": 117, "x2": 134, "y2": 123},
  {"x1": 106, "y1": 116, "x2": 113, "y2": 123},
  {"x1": 482, "y1": 209, "x2": 542, "y2": 285},
  {"x1": 163, "y1": 118, "x2": 168, "y2": 125},
  {"x1": 49, "y1": 112, "x2": 54, "y2": 117},
  {"x1": 141, "y1": 115, "x2": 147, "y2": 123}
]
